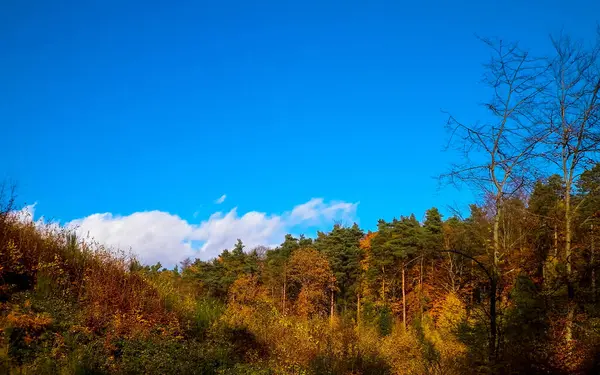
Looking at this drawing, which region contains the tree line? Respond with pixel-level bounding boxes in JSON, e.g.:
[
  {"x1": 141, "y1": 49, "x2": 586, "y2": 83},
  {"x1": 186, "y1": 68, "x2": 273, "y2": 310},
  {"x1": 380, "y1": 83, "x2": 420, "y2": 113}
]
[{"x1": 166, "y1": 31, "x2": 600, "y2": 373}]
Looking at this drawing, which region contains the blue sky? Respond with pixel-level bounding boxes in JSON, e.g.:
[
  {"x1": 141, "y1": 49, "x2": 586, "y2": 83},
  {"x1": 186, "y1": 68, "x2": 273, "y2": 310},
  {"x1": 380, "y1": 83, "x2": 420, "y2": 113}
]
[{"x1": 1, "y1": 0, "x2": 599, "y2": 264}]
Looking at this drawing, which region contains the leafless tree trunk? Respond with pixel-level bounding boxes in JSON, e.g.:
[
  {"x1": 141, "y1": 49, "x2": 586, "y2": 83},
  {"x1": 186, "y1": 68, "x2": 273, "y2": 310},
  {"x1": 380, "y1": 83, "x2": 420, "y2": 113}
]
[
  {"x1": 543, "y1": 32, "x2": 600, "y2": 342},
  {"x1": 447, "y1": 252, "x2": 456, "y2": 292},
  {"x1": 592, "y1": 224, "x2": 596, "y2": 302},
  {"x1": 443, "y1": 37, "x2": 547, "y2": 364}
]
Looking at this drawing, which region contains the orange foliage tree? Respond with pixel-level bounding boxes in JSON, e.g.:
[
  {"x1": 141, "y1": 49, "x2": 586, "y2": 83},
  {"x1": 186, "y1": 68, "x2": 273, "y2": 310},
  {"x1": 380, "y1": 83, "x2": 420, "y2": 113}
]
[{"x1": 287, "y1": 248, "x2": 334, "y2": 318}]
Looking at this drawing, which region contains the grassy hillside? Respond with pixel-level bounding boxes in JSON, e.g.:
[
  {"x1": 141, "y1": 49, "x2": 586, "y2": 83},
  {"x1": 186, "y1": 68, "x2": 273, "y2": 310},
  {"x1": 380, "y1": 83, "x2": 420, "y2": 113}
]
[{"x1": 0, "y1": 203, "x2": 269, "y2": 374}]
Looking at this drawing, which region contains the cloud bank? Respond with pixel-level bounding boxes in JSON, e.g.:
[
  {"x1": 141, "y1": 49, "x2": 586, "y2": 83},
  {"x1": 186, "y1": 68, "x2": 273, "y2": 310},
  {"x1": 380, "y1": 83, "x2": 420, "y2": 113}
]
[{"x1": 58, "y1": 198, "x2": 358, "y2": 267}]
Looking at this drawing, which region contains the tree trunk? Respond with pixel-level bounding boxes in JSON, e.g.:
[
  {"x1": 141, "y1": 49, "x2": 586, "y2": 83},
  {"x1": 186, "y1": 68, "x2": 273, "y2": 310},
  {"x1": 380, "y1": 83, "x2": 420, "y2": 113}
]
[
  {"x1": 283, "y1": 267, "x2": 287, "y2": 316},
  {"x1": 519, "y1": 226, "x2": 523, "y2": 253},
  {"x1": 554, "y1": 223, "x2": 558, "y2": 258},
  {"x1": 357, "y1": 293, "x2": 361, "y2": 326},
  {"x1": 470, "y1": 259, "x2": 474, "y2": 308},
  {"x1": 448, "y1": 252, "x2": 456, "y2": 292},
  {"x1": 381, "y1": 266, "x2": 386, "y2": 303},
  {"x1": 542, "y1": 259, "x2": 546, "y2": 287},
  {"x1": 420, "y1": 257, "x2": 424, "y2": 319},
  {"x1": 592, "y1": 224, "x2": 596, "y2": 303},
  {"x1": 490, "y1": 276, "x2": 498, "y2": 366},
  {"x1": 330, "y1": 289, "x2": 334, "y2": 325},
  {"x1": 565, "y1": 188, "x2": 574, "y2": 343},
  {"x1": 490, "y1": 204, "x2": 501, "y2": 364},
  {"x1": 493, "y1": 207, "x2": 500, "y2": 268},
  {"x1": 402, "y1": 266, "x2": 406, "y2": 330}
]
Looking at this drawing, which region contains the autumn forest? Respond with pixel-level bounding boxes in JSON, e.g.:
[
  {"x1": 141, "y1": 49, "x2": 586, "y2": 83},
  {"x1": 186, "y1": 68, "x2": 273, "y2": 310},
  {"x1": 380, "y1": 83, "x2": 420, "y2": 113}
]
[{"x1": 3, "y1": 32, "x2": 600, "y2": 374}]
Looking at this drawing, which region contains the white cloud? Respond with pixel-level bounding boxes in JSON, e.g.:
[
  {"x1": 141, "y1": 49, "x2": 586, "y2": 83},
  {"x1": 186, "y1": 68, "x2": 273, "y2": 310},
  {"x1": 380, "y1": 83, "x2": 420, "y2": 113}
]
[
  {"x1": 67, "y1": 211, "x2": 197, "y2": 267},
  {"x1": 61, "y1": 198, "x2": 358, "y2": 267},
  {"x1": 215, "y1": 194, "x2": 227, "y2": 204},
  {"x1": 13, "y1": 203, "x2": 37, "y2": 223},
  {"x1": 289, "y1": 198, "x2": 358, "y2": 225}
]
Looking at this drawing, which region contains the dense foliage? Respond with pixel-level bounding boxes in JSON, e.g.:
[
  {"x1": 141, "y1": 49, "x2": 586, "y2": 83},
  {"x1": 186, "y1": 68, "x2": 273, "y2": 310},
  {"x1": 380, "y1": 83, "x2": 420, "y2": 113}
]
[{"x1": 3, "y1": 32, "x2": 600, "y2": 374}]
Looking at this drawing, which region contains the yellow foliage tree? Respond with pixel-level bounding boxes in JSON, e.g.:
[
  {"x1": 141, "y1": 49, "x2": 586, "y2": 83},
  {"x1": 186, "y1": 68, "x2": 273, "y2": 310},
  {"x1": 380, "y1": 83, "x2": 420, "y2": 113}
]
[{"x1": 288, "y1": 248, "x2": 333, "y2": 318}]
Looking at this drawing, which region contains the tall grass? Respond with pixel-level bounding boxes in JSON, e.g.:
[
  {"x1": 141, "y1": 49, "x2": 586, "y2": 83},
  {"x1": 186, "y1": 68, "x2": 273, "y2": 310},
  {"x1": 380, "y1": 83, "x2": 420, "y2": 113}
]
[{"x1": 0, "y1": 200, "x2": 234, "y2": 373}]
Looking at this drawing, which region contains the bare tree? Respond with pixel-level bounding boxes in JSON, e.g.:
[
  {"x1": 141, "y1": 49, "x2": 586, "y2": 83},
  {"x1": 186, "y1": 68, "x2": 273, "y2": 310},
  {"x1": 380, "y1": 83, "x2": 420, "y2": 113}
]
[
  {"x1": 443, "y1": 38, "x2": 547, "y2": 364},
  {"x1": 0, "y1": 181, "x2": 17, "y2": 216},
  {"x1": 251, "y1": 245, "x2": 270, "y2": 260},
  {"x1": 543, "y1": 31, "x2": 600, "y2": 342},
  {"x1": 0, "y1": 181, "x2": 17, "y2": 246}
]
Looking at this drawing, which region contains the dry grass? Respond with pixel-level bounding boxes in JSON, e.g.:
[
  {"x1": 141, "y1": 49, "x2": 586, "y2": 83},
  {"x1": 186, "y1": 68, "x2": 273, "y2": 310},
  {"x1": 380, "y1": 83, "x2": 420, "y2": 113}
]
[{"x1": 0, "y1": 206, "x2": 182, "y2": 340}]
